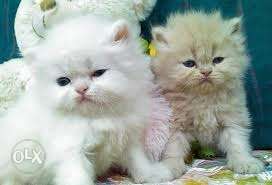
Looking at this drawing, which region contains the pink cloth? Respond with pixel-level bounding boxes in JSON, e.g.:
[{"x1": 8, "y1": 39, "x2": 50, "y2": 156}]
[{"x1": 144, "y1": 87, "x2": 172, "y2": 161}]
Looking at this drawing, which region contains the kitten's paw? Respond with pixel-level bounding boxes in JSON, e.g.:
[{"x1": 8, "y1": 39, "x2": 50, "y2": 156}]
[
  {"x1": 55, "y1": 176, "x2": 94, "y2": 185},
  {"x1": 162, "y1": 157, "x2": 186, "y2": 178},
  {"x1": 132, "y1": 163, "x2": 174, "y2": 183},
  {"x1": 56, "y1": 181, "x2": 94, "y2": 185},
  {"x1": 228, "y1": 156, "x2": 264, "y2": 174},
  {"x1": 2, "y1": 179, "x2": 22, "y2": 185}
]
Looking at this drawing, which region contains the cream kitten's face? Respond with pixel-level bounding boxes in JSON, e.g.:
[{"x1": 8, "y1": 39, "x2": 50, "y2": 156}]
[
  {"x1": 152, "y1": 12, "x2": 248, "y2": 94},
  {"x1": 25, "y1": 17, "x2": 151, "y2": 115}
]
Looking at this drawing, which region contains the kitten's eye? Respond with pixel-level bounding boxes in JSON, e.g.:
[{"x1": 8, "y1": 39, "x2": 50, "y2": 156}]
[
  {"x1": 92, "y1": 69, "x2": 108, "y2": 77},
  {"x1": 213, "y1": 57, "x2": 224, "y2": 64},
  {"x1": 183, "y1": 60, "x2": 196, "y2": 68},
  {"x1": 56, "y1": 77, "x2": 71, "y2": 86}
]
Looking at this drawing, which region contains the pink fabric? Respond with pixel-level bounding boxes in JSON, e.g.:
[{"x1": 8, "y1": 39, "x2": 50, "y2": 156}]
[{"x1": 144, "y1": 87, "x2": 172, "y2": 161}]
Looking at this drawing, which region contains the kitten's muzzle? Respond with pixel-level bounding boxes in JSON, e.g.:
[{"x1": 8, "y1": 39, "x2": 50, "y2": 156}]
[
  {"x1": 200, "y1": 70, "x2": 212, "y2": 77},
  {"x1": 75, "y1": 85, "x2": 91, "y2": 103},
  {"x1": 75, "y1": 85, "x2": 89, "y2": 95}
]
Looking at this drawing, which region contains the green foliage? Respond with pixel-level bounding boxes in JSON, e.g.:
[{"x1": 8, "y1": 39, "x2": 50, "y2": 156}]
[{"x1": 191, "y1": 141, "x2": 216, "y2": 160}]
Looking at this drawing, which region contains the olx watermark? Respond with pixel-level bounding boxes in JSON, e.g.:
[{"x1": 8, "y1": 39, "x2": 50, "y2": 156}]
[{"x1": 11, "y1": 139, "x2": 46, "y2": 174}]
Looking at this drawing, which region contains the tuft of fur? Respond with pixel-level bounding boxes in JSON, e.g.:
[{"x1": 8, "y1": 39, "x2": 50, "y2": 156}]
[
  {"x1": 0, "y1": 15, "x2": 173, "y2": 185},
  {"x1": 151, "y1": 11, "x2": 264, "y2": 177},
  {"x1": 145, "y1": 87, "x2": 172, "y2": 162}
]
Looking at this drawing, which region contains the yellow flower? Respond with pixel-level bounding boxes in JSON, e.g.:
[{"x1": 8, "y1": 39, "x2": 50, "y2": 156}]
[
  {"x1": 139, "y1": 37, "x2": 157, "y2": 57},
  {"x1": 148, "y1": 43, "x2": 157, "y2": 57},
  {"x1": 40, "y1": 0, "x2": 56, "y2": 11}
]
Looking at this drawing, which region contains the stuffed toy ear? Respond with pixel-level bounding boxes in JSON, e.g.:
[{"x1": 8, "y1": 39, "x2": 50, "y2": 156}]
[
  {"x1": 132, "y1": 0, "x2": 157, "y2": 21},
  {"x1": 40, "y1": 0, "x2": 56, "y2": 11},
  {"x1": 152, "y1": 26, "x2": 169, "y2": 49},
  {"x1": 109, "y1": 20, "x2": 130, "y2": 43},
  {"x1": 228, "y1": 17, "x2": 242, "y2": 35}
]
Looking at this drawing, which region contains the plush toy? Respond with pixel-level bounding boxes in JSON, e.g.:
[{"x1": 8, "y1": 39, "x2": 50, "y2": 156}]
[
  {"x1": 0, "y1": 59, "x2": 31, "y2": 115},
  {"x1": 15, "y1": 0, "x2": 157, "y2": 52},
  {"x1": 0, "y1": 0, "x2": 157, "y2": 114}
]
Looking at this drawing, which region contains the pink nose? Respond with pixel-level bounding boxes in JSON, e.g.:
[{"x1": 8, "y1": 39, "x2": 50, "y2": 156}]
[
  {"x1": 201, "y1": 70, "x2": 212, "y2": 77},
  {"x1": 75, "y1": 85, "x2": 88, "y2": 95}
]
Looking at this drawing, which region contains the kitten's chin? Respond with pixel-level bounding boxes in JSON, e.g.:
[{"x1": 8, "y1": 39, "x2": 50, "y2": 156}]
[
  {"x1": 75, "y1": 96, "x2": 92, "y2": 104},
  {"x1": 191, "y1": 79, "x2": 228, "y2": 95},
  {"x1": 196, "y1": 83, "x2": 217, "y2": 94}
]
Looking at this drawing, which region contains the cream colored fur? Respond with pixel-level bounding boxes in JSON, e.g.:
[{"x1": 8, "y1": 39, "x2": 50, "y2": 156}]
[{"x1": 151, "y1": 11, "x2": 264, "y2": 177}]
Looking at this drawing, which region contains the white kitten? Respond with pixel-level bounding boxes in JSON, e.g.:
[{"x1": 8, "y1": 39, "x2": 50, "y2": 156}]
[{"x1": 0, "y1": 16, "x2": 173, "y2": 185}]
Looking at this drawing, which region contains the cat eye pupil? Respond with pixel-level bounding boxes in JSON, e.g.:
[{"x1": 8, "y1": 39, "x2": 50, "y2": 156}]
[
  {"x1": 213, "y1": 57, "x2": 224, "y2": 64},
  {"x1": 57, "y1": 77, "x2": 71, "y2": 86},
  {"x1": 183, "y1": 60, "x2": 196, "y2": 68},
  {"x1": 92, "y1": 69, "x2": 108, "y2": 77}
]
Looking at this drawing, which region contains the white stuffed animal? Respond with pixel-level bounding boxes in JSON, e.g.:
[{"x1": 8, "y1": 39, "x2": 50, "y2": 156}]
[
  {"x1": 0, "y1": 0, "x2": 157, "y2": 114},
  {"x1": 0, "y1": 59, "x2": 31, "y2": 115},
  {"x1": 15, "y1": 0, "x2": 157, "y2": 52}
]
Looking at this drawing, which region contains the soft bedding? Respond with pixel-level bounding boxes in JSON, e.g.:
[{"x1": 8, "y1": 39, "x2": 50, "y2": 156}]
[{"x1": 97, "y1": 151, "x2": 272, "y2": 185}]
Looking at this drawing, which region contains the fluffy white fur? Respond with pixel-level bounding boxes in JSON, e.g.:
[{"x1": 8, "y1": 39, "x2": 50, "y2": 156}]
[
  {"x1": 151, "y1": 11, "x2": 264, "y2": 177},
  {"x1": 144, "y1": 87, "x2": 172, "y2": 162},
  {"x1": 0, "y1": 16, "x2": 173, "y2": 185}
]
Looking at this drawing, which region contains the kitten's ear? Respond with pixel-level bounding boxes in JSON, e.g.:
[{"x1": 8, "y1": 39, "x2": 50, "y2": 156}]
[
  {"x1": 213, "y1": 11, "x2": 221, "y2": 19},
  {"x1": 108, "y1": 20, "x2": 130, "y2": 44},
  {"x1": 152, "y1": 26, "x2": 169, "y2": 49},
  {"x1": 22, "y1": 47, "x2": 41, "y2": 75},
  {"x1": 228, "y1": 17, "x2": 242, "y2": 35},
  {"x1": 22, "y1": 47, "x2": 38, "y2": 66}
]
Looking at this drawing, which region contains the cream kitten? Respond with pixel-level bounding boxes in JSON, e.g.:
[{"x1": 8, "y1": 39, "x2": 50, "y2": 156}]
[
  {"x1": 0, "y1": 16, "x2": 173, "y2": 185},
  {"x1": 151, "y1": 11, "x2": 264, "y2": 177}
]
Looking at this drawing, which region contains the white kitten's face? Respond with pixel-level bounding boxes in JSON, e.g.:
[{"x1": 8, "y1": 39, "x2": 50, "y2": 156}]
[
  {"x1": 25, "y1": 17, "x2": 151, "y2": 115},
  {"x1": 33, "y1": 53, "x2": 130, "y2": 114},
  {"x1": 152, "y1": 13, "x2": 248, "y2": 94}
]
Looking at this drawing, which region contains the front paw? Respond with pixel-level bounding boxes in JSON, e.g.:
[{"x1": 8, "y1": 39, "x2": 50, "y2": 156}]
[
  {"x1": 55, "y1": 176, "x2": 94, "y2": 185},
  {"x1": 228, "y1": 156, "x2": 264, "y2": 174},
  {"x1": 3, "y1": 180, "x2": 21, "y2": 185},
  {"x1": 132, "y1": 163, "x2": 174, "y2": 183},
  {"x1": 56, "y1": 180, "x2": 94, "y2": 185},
  {"x1": 162, "y1": 157, "x2": 186, "y2": 179}
]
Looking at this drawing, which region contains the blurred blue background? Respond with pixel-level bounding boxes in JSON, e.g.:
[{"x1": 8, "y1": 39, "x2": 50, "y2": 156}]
[{"x1": 1, "y1": 0, "x2": 271, "y2": 148}]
